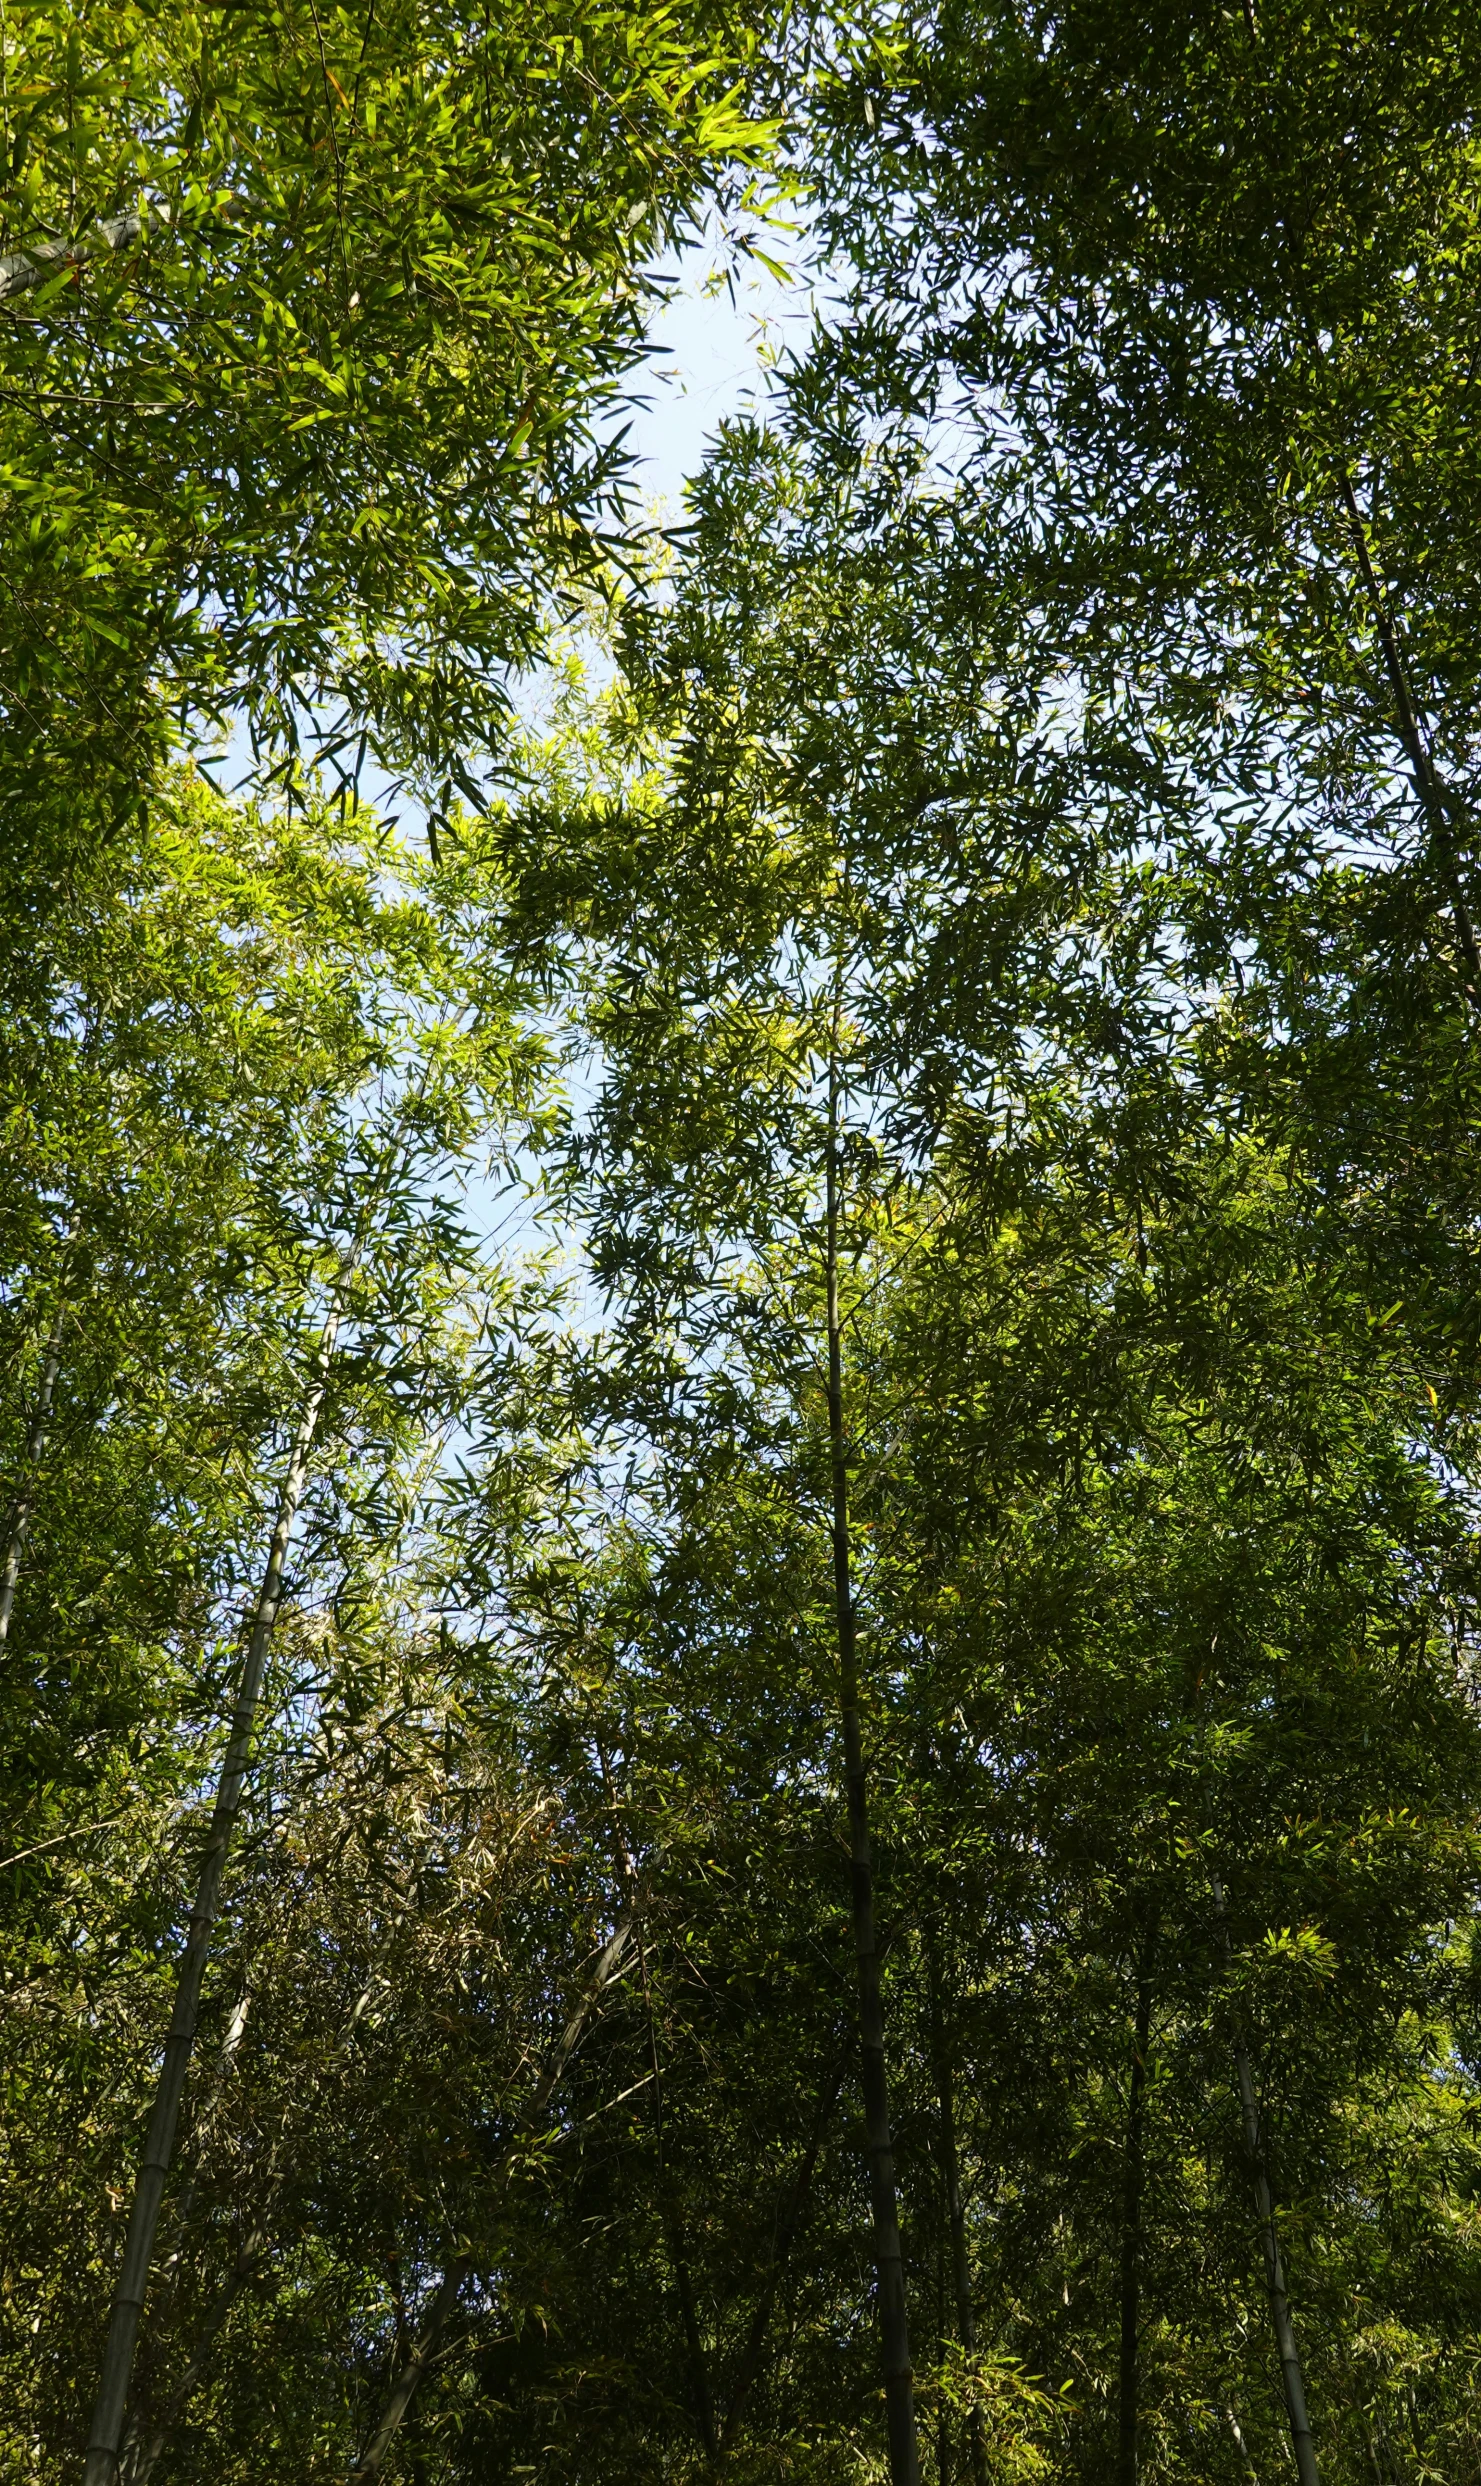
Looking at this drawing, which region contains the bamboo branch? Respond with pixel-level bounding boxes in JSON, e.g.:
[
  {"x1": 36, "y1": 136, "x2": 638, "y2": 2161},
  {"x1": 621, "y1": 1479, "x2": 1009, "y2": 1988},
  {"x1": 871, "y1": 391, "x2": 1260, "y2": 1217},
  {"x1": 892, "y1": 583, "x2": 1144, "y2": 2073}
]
[
  {"x1": 119, "y1": 2229, "x2": 271, "y2": 2486},
  {"x1": 1330, "y1": 461, "x2": 1481, "y2": 1000},
  {"x1": 925, "y1": 1917, "x2": 988, "y2": 2486},
  {"x1": 1116, "y1": 1926, "x2": 1157, "y2": 2486},
  {"x1": 0, "y1": 206, "x2": 169, "y2": 302},
  {"x1": 632, "y1": 1922, "x2": 717, "y2": 2460}
]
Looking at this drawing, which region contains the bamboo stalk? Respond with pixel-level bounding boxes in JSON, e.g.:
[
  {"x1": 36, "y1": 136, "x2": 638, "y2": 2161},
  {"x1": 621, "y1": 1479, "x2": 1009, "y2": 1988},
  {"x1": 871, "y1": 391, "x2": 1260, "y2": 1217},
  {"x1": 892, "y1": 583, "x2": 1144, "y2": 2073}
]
[
  {"x1": 0, "y1": 1305, "x2": 66, "y2": 1646},
  {"x1": 0, "y1": 204, "x2": 168, "y2": 300},
  {"x1": 82, "y1": 1302, "x2": 342, "y2": 2486},
  {"x1": 594, "y1": 1735, "x2": 717, "y2": 2452},
  {"x1": 669, "y1": 2216, "x2": 717, "y2": 2461},
  {"x1": 1222, "y1": 2399, "x2": 1261, "y2": 2483},
  {"x1": 347, "y1": 2256, "x2": 470, "y2": 2486},
  {"x1": 1329, "y1": 460, "x2": 1481, "y2": 997},
  {"x1": 119, "y1": 2229, "x2": 270, "y2": 2486},
  {"x1": 718, "y1": 2053, "x2": 846, "y2": 2453},
  {"x1": 1210, "y1": 1868, "x2": 1321, "y2": 2486},
  {"x1": 1116, "y1": 1927, "x2": 1156, "y2": 2486},
  {"x1": 632, "y1": 1905, "x2": 717, "y2": 2458},
  {"x1": 925, "y1": 1920, "x2": 987, "y2": 2486},
  {"x1": 345, "y1": 1912, "x2": 636, "y2": 2484},
  {"x1": 825, "y1": 1045, "x2": 920, "y2": 2486}
]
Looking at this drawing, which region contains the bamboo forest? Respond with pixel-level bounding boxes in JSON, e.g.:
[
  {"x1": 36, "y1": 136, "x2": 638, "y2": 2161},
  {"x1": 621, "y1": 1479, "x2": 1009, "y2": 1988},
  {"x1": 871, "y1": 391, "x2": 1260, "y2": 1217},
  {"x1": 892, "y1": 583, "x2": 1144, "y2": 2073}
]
[{"x1": 7, "y1": 5, "x2": 1481, "y2": 2481}]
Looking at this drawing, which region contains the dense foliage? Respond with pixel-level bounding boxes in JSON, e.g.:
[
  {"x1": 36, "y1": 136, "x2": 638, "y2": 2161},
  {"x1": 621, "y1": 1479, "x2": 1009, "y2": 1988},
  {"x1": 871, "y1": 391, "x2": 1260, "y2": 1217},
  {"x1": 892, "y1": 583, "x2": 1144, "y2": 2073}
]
[{"x1": 4, "y1": 6, "x2": 1481, "y2": 2485}]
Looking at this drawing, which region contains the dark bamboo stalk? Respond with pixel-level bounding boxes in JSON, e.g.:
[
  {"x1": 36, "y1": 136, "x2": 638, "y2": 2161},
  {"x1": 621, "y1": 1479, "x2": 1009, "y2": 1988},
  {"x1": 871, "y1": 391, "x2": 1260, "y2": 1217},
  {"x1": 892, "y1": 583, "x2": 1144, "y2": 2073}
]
[
  {"x1": 0, "y1": 1302, "x2": 66, "y2": 1645},
  {"x1": 637, "y1": 1921, "x2": 717, "y2": 2460},
  {"x1": 1210, "y1": 1867, "x2": 1321, "y2": 2486},
  {"x1": 825, "y1": 1048, "x2": 920, "y2": 2486},
  {"x1": 1330, "y1": 461, "x2": 1481, "y2": 996},
  {"x1": 83, "y1": 1304, "x2": 342, "y2": 2486},
  {"x1": 119, "y1": 2230, "x2": 270, "y2": 2486},
  {"x1": 718, "y1": 2054, "x2": 846, "y2": 2453},
  {"x1": 595, "y1": 1737, "x2": 717, "y2": 2456},
  {"x1": 1232, "y1": 2040, "x2": 1321, "y2": 2486},
  {"x1": 924, "y1": 1919, "x2": 987, "y2": 2486},
  {"x1": 346, "y1": 1913, "x2": 635, "y2": 2484},
  {"x1": 1116, "y1": 1928, "x2": 1156, "y2": 2486},
  {"x1": 669, "y1": 2218, "x2": 717, "y2": 2460}
]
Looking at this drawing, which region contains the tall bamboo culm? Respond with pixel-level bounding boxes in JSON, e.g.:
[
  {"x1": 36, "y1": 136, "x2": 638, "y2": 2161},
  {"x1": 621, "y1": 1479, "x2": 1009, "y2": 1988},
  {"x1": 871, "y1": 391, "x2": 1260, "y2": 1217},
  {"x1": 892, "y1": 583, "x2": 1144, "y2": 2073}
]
[
  {"x1": 825, "y1": 1047, "x2": 921, "y2": 2486},
  {"x1": 1210, "y1": 1866, "x2": 1321, "y2": 2486},
  {"x1": 82, "y1": 1301, "x2": 342, "y2": 2485},
  {"x1": 0, "y1": 1303, "x2": 67, "y2": 1645}
]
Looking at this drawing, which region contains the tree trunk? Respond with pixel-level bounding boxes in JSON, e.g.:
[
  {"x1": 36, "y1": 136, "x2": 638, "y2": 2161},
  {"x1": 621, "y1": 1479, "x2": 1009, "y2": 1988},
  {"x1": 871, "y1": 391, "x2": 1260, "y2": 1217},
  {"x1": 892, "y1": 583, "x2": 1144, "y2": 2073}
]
[
  {"x1": 346, "y1": 1913, "x2": 635, "y2": 2484},
  {"x1": 82, "y1": 1304, "x2": 341, "y2": 2486},
  {"x1": 1116, "y1": 1928, "x2": 1156, "y2": 2486},
  {"x1": 1210, "y1": 1867, "x2": 1321, "y2": 2486},
  {"x1": 825, "y1": 1053, "x2": 921, "y2": 2486},
  {"x1": 0, "y1": 1304, "x2": 66, "y2": 1645},
  {"x1": 924, "y1": 1920, "x2": 987, "y2": 2486}
]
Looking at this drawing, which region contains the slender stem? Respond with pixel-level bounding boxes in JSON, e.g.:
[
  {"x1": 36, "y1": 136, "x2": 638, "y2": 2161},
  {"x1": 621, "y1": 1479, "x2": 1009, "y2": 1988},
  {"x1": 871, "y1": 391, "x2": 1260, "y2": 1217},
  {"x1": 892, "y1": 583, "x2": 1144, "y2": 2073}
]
[
  {"x1": 635, "y1": 1911, "x2": 716, "y2": 2458},
  {"x1": 597, "y1": 1736, "x2": 716, "y2": 2453},
  {"x1": 349, "y1": 2254, "x2": 472, "y2": 2486},
  {"x1": 0, "y1": 1304, "x2": 66, "y2": 1646},
  {"x1": 1330, "y1": 462, "x2": 1481, "y2": 997},
  {"x1": 1116, "y1": 1926, "x2": 1156, "y2": 2486},
  {"x1": 826, "y1": 1043, "x2": 921, "y2": 2486},
  {"x1": 718, "y1": 2053, "x2": 846, "y2": 2453},
  {"x1": 1210, "y1": 1869, "x2": 1321, "y2": 2486},
  {"x1": 82, "y1": 1302, "x2": 342, "y2": 2486},
  {"x1": 0, "y1": 202, "x2": 171, "y2": 301},
  {"x1": 345, "y1": 1913, "x2": 636, "y2": 2483},
  {"x1": 924, "y1": 1916, "x2": 987, "y2": 2486},
  {"x1": 670, "y1": 2220, "x2": 717, "y2": 2461},
  {"x1": 1222, "y1": 2399, "x2": 1261, "y2": 2484},
  {"x1": 119, "y1": 2230, "x2": 270, "y2": 2486},
  {"x1": 1232, "y1": 2040, "x2": 1321, "y2": 2486}
]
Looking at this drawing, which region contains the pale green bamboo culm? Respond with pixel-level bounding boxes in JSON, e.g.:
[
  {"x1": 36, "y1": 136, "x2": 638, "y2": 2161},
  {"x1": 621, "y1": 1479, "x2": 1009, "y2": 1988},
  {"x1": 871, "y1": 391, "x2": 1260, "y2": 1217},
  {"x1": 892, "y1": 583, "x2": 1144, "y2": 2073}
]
[{"x1": 81, "y1": 1300, "x2": 342, "y2": 2486}]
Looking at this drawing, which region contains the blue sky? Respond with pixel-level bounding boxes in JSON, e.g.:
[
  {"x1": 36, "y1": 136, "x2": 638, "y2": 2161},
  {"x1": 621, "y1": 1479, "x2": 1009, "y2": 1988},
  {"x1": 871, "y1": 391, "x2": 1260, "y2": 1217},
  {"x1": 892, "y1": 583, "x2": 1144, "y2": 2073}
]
[{"x1": 618, "y1": 228, "x2": 814, "y2": 510}]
